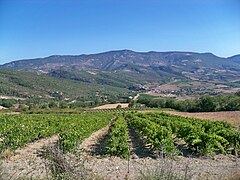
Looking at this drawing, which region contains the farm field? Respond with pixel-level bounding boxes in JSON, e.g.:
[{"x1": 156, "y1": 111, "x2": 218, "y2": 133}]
[
  {"x1": 165, "y1": 111, "x2": 240, "y2": 127},
  {"x1": 0, "y1": 112, "x2": 240, "y2": 179},
  {"x1": 0, "y1": 113, "x2": 114, "y2": 153},
  {"x1": 92, "y1": 103, "x2": 129, "y2": 109}
]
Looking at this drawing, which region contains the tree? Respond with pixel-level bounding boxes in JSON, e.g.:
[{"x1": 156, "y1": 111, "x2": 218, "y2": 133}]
[
  {"x1": 48, "y1": 101, "x2": 58, "y2": 108},
  {"x1": 59, "y1": 101, "x2": 68, "y2": 109},
  {"x1": 116, "y1": 104, "x2": 122, "y2": 109},
  {"x1": 197, "y1": 96, "x2": 216, "y2": 112},
  {"x1": 0, "y1": 99, "x2": 16, "y2": 108},
  {"x1": 235, "y1": 91, "x2": 240, "y2": 96},
  {"x1": 128, "y1": 100, "x2": 135, "y2": 108}
]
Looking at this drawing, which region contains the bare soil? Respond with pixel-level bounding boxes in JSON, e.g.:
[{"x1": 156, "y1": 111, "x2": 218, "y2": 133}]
[
  {"x1": 165, "y1": 111, "x2": 240, "y2": 128},
  {"x1": 0, "y1": 112, "x2": 20, "y2": 115},
  {"x1": 0, "y1": 106, "x2": 7, "y2": 110},
  {"x1": 1, "y1": 135, "x2": 58, "y2": 179},
  {"x1": 80, "y1": 125, "x2": 110, "y2": 156},
  {"x1": 92, "y1": 103, "x2": 129, "y2": 110},
  {"x1": 0, "y1": 96, "x2": 25, "y2": 100}
]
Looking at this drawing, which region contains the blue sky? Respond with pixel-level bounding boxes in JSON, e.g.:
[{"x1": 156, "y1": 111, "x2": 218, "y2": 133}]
[{"x1": 0, "y1": 0, "x2": 239, "y2": 64}]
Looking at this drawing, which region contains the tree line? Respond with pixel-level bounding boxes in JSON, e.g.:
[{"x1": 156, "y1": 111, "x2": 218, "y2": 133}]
[{"x1": 137, "y1": 92, "x2": 240, "y2": 112}]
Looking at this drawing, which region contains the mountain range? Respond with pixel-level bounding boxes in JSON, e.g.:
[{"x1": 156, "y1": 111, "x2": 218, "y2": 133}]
[
  {"x1": 2, "y1": 50, "x2": 240, "y2": 82},
  {"x1": 0, "y1": 50, "x2": 240, "y2": 100}
]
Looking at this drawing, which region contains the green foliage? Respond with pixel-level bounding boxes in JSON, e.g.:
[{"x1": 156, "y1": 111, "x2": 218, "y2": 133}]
[
  {"x1": 106, "y1": 116, "x2": 129, "y2": 159},
  {"x1": 1, "y1": 111, "x2": 239, "y2": 158},
  {"x1": 48, "y1": 101, "x2": 59, "y2": 108},
  {"x1": 235, "y1": 91, "x2": 240, "y2": 96},
  {"x1": 127, "y1": 112, "x2": 240, "y2": 156},
  {"x1": 138, "y1": 94, "x2": 156, "y2": 100},
  {"x1": 59, "y1": 113, "x2": 113, "y2": 152},
  {"x1": 0, "y1": 68, "x2": 133, "y2": 101},
  {"x1": 127, "y1": 113, "x2": 176, "y2": 156},
  {"x1": 0, "y1": 99, "x2": 17, "y2": 108},
  {"x1": 138, "y1": 94, "x2": 240, "y2": 112},
  {"x1": 0, "y1": 113, "x2": 113, "y2": 153},
  {"x1": 59, "y1": 101, "x2": 68, "y2": 109}
]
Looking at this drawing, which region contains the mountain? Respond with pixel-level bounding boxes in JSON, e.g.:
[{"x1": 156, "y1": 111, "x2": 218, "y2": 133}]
[
  {"x1": 1, "y1": 50, "x2": 240, "y2": 101},
  {"x1": 2, "y1": 50, "x2": 240, "y2": 71},
  {"x1": 0, "y1": 68, "x2": 132, "y2": 100},
  {"x1": 2, "y1": 50, "x2": 240, "y2": 84},
  {"x1": 228, "y1": 54, "x2": 240, "y2": 63}
]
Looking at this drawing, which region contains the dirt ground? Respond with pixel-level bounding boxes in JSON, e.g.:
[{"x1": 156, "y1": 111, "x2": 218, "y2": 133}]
[
  {"x1": 0, "y1": 106, "x2": 7, "y2": 110},
  {"x1": 0, "y1": 96, "x2": 25, "y2": 100},
  {"x1": 1, "y1": 135, "x2": 59, "y2": 179},
  {"x1": 165, "y1": 111, "x2": 240, "y2": 128},
  {"x1": 92, "y1": 103, "x2": 129, "y2": 109}
]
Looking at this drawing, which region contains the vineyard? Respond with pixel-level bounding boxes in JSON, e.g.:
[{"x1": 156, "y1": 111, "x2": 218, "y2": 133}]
[
  {"x1": 0, "y1": 112, "x2": 240, "y2": 158},
  {"x1": 126, "y1": 112, "x2": 240, "y2": 156},
  {"x1": 106, "y1": 115, "x2": 129, "y2": 158},
  {"x1": 0, "y1": 113, "x2": 113, "y2": 153},
  {"x1": 23, "y1": 107, "x2": 145, "y2": 114}
]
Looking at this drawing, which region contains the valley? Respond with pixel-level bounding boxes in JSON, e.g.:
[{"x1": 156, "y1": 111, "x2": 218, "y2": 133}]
[
  {"x1": 0, "y1": 50, "x2": 240, "y2": 111},
  {"x1": 144, "y1": 80, "x2": 240, "y2": 100}
]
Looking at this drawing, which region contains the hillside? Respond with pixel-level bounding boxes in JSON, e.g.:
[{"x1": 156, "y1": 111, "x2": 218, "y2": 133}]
[
  {"x1": 1, "y1": 50, "x2": 240, "y2": 101},
  {"x1": 228, "y1": 54, "x2": 240, "y2": 63},
  {"x1": 0, "y1": 68, "x2": 132, "y2": 101},
  {"x1": 2, "y1": 50, "x2": 240, "y2": 84}
]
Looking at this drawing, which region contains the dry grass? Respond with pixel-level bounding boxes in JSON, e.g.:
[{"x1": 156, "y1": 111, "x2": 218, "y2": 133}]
[
  {"x1": 139, "y1": 158, "x2": 192, "y2": 180},
  {"x1": 165, "y1": 111, "x2": 240, "y2": 127},
  {"x1": 1, "y1": 149, "x2": 14, "y2": 160},
  {"x1": 225, "y1": 169, "x2": 240, "y2": 180},
  {"x1": 39, "y1": 144, "x2": 100, "y2": 180}
]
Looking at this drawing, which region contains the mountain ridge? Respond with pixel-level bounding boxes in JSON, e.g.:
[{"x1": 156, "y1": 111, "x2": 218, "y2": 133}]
[
  {"x1": 1, "y1": 50, "x2": 240, "y2": 85},
  {"x1": 2, "y1": 49, "x2": 236, "y2": 64},
  {"x1": 3, "y1": 50, "x2": 239, "y2": 67}
]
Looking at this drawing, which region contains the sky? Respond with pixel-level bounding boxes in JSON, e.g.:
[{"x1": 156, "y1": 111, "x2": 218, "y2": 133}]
[{"x1": 0, "y1": 0, "x2": 240, "y2": 64}]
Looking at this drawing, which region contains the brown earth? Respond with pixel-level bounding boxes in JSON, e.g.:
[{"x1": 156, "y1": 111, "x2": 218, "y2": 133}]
[
  {"x1": 0, "y1": 106, "x2": 7, "y2": 110},
  {"x1": 0, "y1": 96, "x2": 25, "y2": 100},
  {"x1": 1, "y1": 135, "x2": 59, "y2": 179},
  {"x1": 92, "y1": 103, "x2": 129, "y2": 110},
  {"x1": 165, "y1": 111, "x2": 240, "y2": 128}
]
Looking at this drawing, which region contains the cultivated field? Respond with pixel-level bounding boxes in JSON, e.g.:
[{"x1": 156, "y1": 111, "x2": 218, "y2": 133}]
[
  {"x1": 1, "y1": 112, "x2": 239, "y2": 179},
  {"x1": 92, "y1": 103, "x2": 129, "y2": 109},
  {"x1": 166, "y1": 111, "x2": 240, "y2": 127}
]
